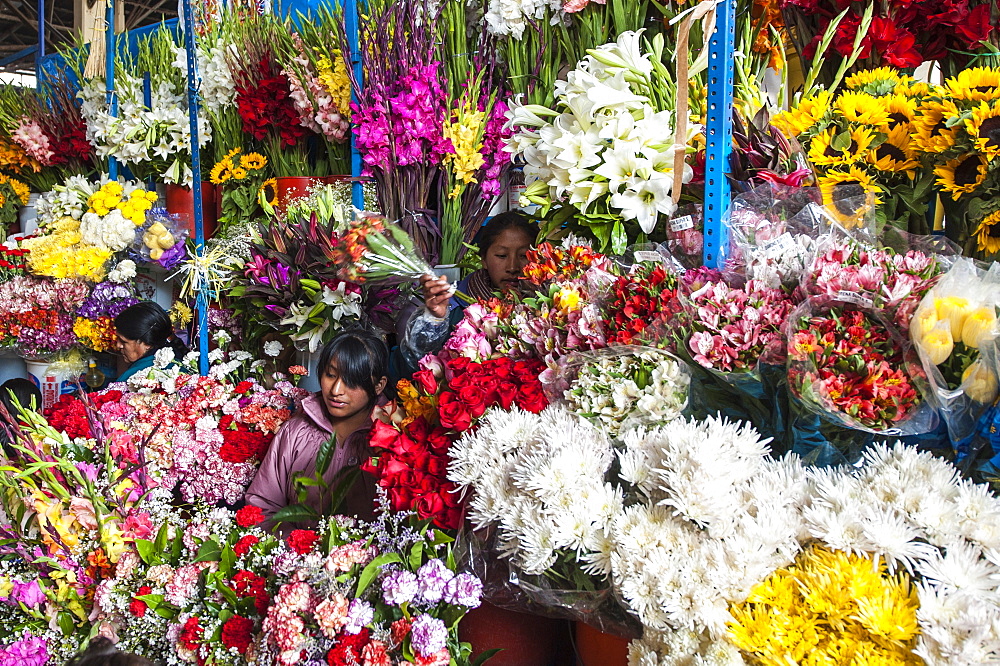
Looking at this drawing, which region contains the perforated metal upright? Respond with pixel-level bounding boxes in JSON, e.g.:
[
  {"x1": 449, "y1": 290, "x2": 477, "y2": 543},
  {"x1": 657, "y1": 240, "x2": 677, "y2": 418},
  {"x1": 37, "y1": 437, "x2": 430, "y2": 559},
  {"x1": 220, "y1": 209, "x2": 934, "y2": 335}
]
[{"x1": 701, "y1": 0, "x2": 735, "y2": 269}]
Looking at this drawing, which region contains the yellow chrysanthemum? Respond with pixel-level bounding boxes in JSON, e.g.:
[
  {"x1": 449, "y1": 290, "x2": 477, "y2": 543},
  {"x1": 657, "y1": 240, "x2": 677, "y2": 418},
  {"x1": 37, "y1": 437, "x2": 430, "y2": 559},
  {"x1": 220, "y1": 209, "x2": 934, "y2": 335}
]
[
  {"x1": 845, "y1": 67, "x2": 902, "y2": 95},
  {"x1": 912, "y1": 100, "x2": 961, "y2": 153},
  {"x1": 239, "y1": 152, "x2": 267, "y2": 170},
  {"x1": 945, "y1": 67, "x2": 1000, "y2": 102},
  {"x1": 834, "y1": 91, "x2": 891, "y2": 127},
  {"x1": 868, "y1": 125, "x2": 920, "y2": 176},
  {"x1": 210, "y1": 159, "x2": 233, "y2": 185},
  {"x1": 934, "y1": 153, "x2": 988, "y2": 200},
  {"x1": 772, "y1": 91, "x2": 832, "y2": 138},
  {"x1": 808, "y1": 126, "x2": 877, "y2": 166},
  {"x1": 974, "y1": 209, "x2": 1000, "y2": 255},
  {"x1": 169, "y1": 301, "x2": 193, "y2": 327},
  {"x1": 965, "y1": 102, "x2": 1000, "y2": 160}
]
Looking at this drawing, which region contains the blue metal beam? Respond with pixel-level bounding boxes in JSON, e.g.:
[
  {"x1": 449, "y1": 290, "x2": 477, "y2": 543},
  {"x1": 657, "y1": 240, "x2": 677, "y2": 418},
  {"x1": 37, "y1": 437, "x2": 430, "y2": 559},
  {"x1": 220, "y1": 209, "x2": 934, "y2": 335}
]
[
  {"x1": 0, "y1": 46, "x2": 37, "y2": 69},
  {"x1": 702, "y1": 0, "x2": 735, "y2": 269},
  {"x1": 35, "y1": 0, "x2": 44, "y2": 80}
]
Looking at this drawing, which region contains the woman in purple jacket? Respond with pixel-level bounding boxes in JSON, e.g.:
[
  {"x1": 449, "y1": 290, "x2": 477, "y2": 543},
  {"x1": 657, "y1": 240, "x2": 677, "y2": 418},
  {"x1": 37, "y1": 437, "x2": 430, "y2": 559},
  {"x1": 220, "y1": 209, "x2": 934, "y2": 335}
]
[{"x1": 245, "y1": 330, "x2": 389, "y2": 530}]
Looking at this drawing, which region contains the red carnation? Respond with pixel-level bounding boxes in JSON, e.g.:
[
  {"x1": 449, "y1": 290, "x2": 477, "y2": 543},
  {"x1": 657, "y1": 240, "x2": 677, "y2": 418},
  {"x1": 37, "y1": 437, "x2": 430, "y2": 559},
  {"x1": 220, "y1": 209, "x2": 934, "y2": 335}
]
[
  {"x1": 179, "y1": 616, "x2": 203, "y2": 651},
  {"x1": 235, "y1": 505, "x2": 266, "y2": 527},
  {"x1": 326, "y1": 628, "x2": 371, "y2": 666},
  {"x1": 219, "y1": 427, "x2": 271, "y2": 463},
  {"x1": 233, "y1": 534, "x2": 260, "y2": 557},
  {"x1": 390, "y1": 617, "x2": 411, "y2": 644},
  {"x1": 129, "y1": 585, "x2": 152, "y2": 618},
  {"x1": 287, "y1": 529, "x2": 319, "y2": 555},
  {"x1": 234, "y1": 381, "x2": 254, "y2": 395},
  {"x1": 220, "y1": 615, "x2": 255, "y2": 653}
]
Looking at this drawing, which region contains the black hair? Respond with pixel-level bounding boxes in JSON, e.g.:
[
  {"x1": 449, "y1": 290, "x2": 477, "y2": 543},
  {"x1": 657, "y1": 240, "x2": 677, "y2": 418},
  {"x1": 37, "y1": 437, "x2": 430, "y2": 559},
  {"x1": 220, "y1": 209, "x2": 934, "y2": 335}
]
[
  {"x1": 316, "y1": 329, "x2": 391, "y2": 405},
  {"x1": 476, "y1": 211, "x2": 538, "y2": 257},
  {"x1": 65, "y1": 637, "x2": 154, "y2": 666},
  {"x1": 114, "y1": 301, "x2": 188, "y2": 359},
  {"x1": 0, "y1": 378, "x2": 41, "y2": 415}
]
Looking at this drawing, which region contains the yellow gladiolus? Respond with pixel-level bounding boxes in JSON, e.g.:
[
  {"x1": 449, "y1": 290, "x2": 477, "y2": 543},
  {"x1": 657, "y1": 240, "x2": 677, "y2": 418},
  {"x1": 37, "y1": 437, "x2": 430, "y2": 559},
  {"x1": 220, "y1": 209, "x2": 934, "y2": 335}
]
[
  {"x1": 935, "y1": 296, "x2": 973, "y2": 342},
  {"x1": 961, "y1": 307, "x2": 998, "y2": 349},
  {"x1": 963, "y1": 361, "x2": 999, "y2": 404},
  {"x1": 921, "y1": 327, "x2": 954, "y2": 366}
]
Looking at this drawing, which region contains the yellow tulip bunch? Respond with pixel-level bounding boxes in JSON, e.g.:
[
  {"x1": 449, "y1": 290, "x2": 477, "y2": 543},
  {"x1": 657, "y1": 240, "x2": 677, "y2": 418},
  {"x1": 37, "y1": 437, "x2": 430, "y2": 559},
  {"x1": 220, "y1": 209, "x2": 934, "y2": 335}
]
[
  {"x1": 87, "y1": 181, "x2": 157, "y2": 226},
  {"x1": 728, "y1": 545, "x2": 923, "y2": 666},
  {"x1": 911, "y1": 263, "x2": 1000, "y2": 404}
]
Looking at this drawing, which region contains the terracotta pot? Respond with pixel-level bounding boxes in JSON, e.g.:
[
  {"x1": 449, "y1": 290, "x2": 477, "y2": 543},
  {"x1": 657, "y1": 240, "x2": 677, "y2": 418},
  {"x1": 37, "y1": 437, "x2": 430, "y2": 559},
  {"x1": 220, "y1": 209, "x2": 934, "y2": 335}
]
[
  {"x1": 574, "y1": 621, "x2": 629, "y2": 666},
  {"x1": 459, "y1": 602, "x2": 563, "y2": 666},
  {"x1": 165, "y1": 182, "x2": 217, "y2": 239},
  {"x1": 274, "y1": 176, "x2": 325, "y2": 213}
]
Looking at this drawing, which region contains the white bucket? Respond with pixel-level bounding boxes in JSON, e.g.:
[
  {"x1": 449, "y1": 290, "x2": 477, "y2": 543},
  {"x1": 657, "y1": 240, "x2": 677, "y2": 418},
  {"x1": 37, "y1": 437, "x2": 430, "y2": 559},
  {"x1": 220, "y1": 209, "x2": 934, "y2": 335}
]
[
  {"x1": 0, "y1": 349, "x2": 27, "y2": 384},
  {"x1": 25, "y1": 360, "x2": 76, "y2": 410},
  {"x1": 295, "y1": 349, "x2": 321, "y2": 393},
  {"x1": 17, "y1": 193, "x2": 41, "y2": 236}
]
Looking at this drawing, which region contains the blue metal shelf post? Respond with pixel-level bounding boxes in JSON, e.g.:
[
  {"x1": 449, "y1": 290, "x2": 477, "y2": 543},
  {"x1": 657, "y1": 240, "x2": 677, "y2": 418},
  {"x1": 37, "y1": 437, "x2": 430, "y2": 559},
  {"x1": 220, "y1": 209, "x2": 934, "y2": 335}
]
[
  {"x1": 179, "y1": 0, "x2": 210, "y2": 376},
  {"x1": 345, "y1": 0, "x2": 363, "y2": 210},
  {"x1": 106, "y1": 0, "x2": 119, "y2": 179},
  {"x1": 702, "y1": 0, "x2": 735, "y2": 269}
]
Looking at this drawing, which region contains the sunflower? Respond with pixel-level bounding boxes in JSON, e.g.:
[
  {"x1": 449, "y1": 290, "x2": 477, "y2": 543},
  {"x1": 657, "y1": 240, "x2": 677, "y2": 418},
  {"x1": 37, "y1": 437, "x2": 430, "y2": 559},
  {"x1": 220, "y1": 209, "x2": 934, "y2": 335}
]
[
  {"x1": 934, "y1": 154, "x2": 988, "y2": 200},
  {"x1": 224, "y1": 146, "x2": 242, "y2": 160},
  {"x1": 911, "y1": 100, "x2": 960, "y2": 153},
  {"x1": 772, "y1": 91, "x2": 832, "y2": 138},
  {"x1": 231, "y1": 167, "x2": 249, "y2": 181},
  {"x1": 880, "y1": 95, "x2": 918, "y2": 132},
  {"x1": 868, "y1": 125, "x2": 920, "y2": 176},
  {"x1": 895, "y1": 79, "x2": 934, "y2": 98},
  {"x1": 945, "y1": 67, "x2": 1000, "y2": 103},
  {"x1": 845, "y1": 67, "x2": 901, "y2": 95},
  {"x1": 808, "y1": 126, "x2": 877, "y2": 166},
  {"x1": 974, "y1": 209, "x2": 1000, "y2": 255},
  {"x1": 210, "y1": 159, "x2": 233, "y2": 185},
  {"x1": 0, "y1": 174, "x2": 30, "y2": 207},
  {"x1": 816, "y1": 164, "x2": 882, "y2": 209},
  {"x1": 239, "y1": 152, "x2": 267, "y2": 170},
  {"x1": 259, "y1": 178, "x2": 278, "y2": 207},
  {"x1": 834, "y1": 91, "x2": 891, "y2": 127},
  {"x1": 965, "y1": 102, "x2": 1000, "y2": 160}
]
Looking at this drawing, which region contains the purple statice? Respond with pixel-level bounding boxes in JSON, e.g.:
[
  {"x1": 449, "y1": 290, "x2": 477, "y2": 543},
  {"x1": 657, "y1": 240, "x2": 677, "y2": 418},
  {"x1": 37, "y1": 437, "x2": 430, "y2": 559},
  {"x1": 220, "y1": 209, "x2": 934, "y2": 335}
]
[
  {"x1": 381, "y1": 569, "x2": 418, "y2": 606},
  {"x1": 343, "y1": 598, "x2": 374, "y2": 635},
  {"x1": 410, "y1": 614, "x2": 447, "y2": 657},
  {"x1": 0, "y1": 632, "x2": 48, "y2": 666},
  {"x1": 11, "y1": 580, "x2": 45, "y2": 609},
  {"x1": 443, "y1": 572, "x2": 482, "y2": 608},
  {"x1": 416, "y1": 558, "x2": 454, "y2": 604},
  {"x1": 76, "y1": 282, "x2": 139, "y2": 319}
]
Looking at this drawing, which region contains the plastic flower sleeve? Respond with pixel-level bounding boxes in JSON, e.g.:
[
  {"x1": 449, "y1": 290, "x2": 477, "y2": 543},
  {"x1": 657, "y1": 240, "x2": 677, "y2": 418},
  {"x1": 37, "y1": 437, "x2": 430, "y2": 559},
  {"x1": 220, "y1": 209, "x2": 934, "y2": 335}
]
[
  {"x1": 785, "y1": 295, "x2": 938, "y2": 437},
  {"x1": 910, "y1": 258, "x2": 1000, "y2": 443},
  {"x1": 661, "y1": 204, "x2": 704, "y2": 270},
  {"x1": 541, "y1": 346, "x2": 691, "y2": 438},
  {"x1": 131, "y1": 208, "x2": 189, "y2": 269}
]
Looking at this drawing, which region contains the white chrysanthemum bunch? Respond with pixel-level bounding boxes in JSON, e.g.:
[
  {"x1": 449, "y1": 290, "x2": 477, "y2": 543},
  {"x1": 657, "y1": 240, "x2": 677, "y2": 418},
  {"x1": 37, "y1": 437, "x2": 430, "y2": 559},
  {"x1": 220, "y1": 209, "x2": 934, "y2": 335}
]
[
  {"x1": 484, "y1": 0, "x2": 562, "y2": 39},
  {"x1": 448, "y1": 405, "x2": 623, "y2": 577},
  {"x1": 564, "y1": 349, "x2": 689, "y2": 436},
  {"x1": 804, "y1": 443, "x2": 1000, "y2": 665},
  {"x1": 628, "y1": 626, "x2": 745, "y2": 666},
  {"x1": 79, "y1": 75, "x2": 211, "y2": 186},
  {"x1": 506, "y1": 31, "x2": 701, "y2": 234},
  {"x1": 611, "y1": 417, "x2": 810, "y2": 638}
]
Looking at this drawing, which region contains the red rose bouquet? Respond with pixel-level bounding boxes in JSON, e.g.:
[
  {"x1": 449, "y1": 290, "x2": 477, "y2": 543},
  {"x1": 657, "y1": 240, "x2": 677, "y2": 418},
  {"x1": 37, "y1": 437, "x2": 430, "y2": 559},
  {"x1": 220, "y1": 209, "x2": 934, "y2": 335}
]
[{"x1": 787, "y1": 298, "x2": 933, "y2": 433}]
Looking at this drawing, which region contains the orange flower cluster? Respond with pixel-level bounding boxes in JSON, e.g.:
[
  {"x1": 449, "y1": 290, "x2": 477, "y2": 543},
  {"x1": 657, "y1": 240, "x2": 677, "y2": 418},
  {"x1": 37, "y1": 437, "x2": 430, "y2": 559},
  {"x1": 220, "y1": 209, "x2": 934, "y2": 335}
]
[
  {"x1": 0, "y1": 135, "x2": 40, "y2": 176},
  {"x1": 522, "y1": 242, "x2": 608, "y2": 286}
]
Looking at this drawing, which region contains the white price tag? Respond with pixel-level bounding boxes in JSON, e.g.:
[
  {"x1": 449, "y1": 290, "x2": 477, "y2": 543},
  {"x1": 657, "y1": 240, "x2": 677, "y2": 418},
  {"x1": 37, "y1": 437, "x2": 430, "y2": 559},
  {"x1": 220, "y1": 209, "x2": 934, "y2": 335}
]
[
  {"x1": 761, "y1": 232, "x2": 795, "y2": 257},
  {"x1": 670, "y1": 215, "x2": 694, "y2": 232},
  {"x1": 633, "y1": 250, "x2": 662, "y2": 263},
  {"x1": 836, "y1": 291, "x2": 874, "y2": 308}
]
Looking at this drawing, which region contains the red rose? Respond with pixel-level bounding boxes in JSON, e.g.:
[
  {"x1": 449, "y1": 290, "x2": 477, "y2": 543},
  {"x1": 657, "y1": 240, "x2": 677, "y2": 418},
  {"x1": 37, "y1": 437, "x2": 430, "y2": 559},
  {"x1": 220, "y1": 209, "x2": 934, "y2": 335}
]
[
  {"x1": 411, "y1": 369, "x2": 438, "y2": 395},
  {"x1": 287, "y1": 529, "x2": 319, "y2": 555},
  {"x1": 515, "y1": 384, "x2": 548, "y2": 414},
  {"x1": 438, "y1": 394, "x2": 472, "y2": 432},
  {"x1": 388, "y1": 487, "x2": 414, "y2": 511},
  {"x1": 221, "y1": 615, "x2": 255, "y2": 653},
  {"x1": 179, "y1": 616, "x2": 202, "y2": 651},
  {"x1": 369, "y1": 420, "x2": 403, "y2": 451},
  {"x1": 129, "y1": 586, "x2": 152, "y2": 618},
  {"x1": 458, "y1": 386, "x2": 489, "y2": 418},
  {"x1": 235, "y1": 505, "x2": 265, "y2": 528},
  {"x1": 489, "y1": 357, "x2": 514, "y2": 379},
  {"x1": 233, "y1": 534, "x2": 260, "y2": 557},
  {"x1": 414, "y1": 492, "x2": 445, "y2": 521},
  {"x1": 446, "y1": 357, "x2": 471, "y2": 375},
  {"x1": 448, "y1": 373, "x2": 473, "y2": 391},
  {"x1": 425, "y1": 429, "x2": 454, "y2": 455},
  {"x1": 496, "y1": 382, "x2": 518, "y2": 410},
  {"x1": 426, "y1": 456, "x2": 446, "y2": 477},
  {"x1": 409, "y1": 450, "x2": 434, "y2": 472}
]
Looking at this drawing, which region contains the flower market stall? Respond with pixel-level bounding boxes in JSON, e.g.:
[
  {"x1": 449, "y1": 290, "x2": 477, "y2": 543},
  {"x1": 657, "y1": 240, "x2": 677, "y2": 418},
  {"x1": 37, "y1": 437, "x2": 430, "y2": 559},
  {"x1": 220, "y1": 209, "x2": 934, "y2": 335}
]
[{"x1": 0, "y1": 0, "x2": 999, "y2": 663}]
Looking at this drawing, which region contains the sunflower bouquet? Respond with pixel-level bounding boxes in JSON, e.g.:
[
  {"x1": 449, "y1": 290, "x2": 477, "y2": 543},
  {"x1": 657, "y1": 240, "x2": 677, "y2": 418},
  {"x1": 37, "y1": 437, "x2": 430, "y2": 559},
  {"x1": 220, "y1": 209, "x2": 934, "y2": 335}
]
[
  {"x1": 772, "y1": 67, "x2": 935, "y2": 236},
  {"x1": 908, "y1": 66, "x2": 1000, "y2": 259},
  {"x1": 210, "y1": 147, "x2": 269, "y2": 234}
]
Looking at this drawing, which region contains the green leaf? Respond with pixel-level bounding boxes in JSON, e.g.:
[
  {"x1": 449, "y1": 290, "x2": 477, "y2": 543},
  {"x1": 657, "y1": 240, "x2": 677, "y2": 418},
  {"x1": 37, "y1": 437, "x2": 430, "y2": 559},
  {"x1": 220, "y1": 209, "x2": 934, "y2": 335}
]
[
  {"x1": 272, "y1": 504, "x2": 320, "y2": 526},
  {"x1": 314, "y1": 434, "x2": 338, "y2": 477},
  {"x1": 135, "y1": 539, "x2": 155, "y2": 565},
  {"x1": 57, "y1": 611, "x2": 76, "y2": 636},
  {"x1": 611, "y1": 220, "x2": 627, "y2": 255},
  {"x1": 194, "y1": 540, "x2": 222, "y2": 563},
  {"x1": 325, "y1": 466, "x2": 362, "y2": 516},
  {"x1": 220, "y1": 545, "x2": 236, "y2": 577},
  {"x1": 409, "y1": 541, "x2": 424, "y2": 570},
  {"x1": 216, "y1": 579, "x2": 239, "y2": 607},
  {"x1": 154, "y1": 605, "x2": 177, "y2": 620},
  {"x1": 356, "y1": 553, "x2": 402, "y2": 596},
  {"x1": 472, "y1": 649, "x2": 502, "y2": 666}
]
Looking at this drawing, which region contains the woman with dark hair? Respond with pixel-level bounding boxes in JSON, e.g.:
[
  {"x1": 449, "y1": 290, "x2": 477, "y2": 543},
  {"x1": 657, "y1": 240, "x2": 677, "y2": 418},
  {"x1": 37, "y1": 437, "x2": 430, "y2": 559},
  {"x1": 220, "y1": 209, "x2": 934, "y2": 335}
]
[
  {"x1": 245, "y1": 329, "x2": 389, "y2": 529},
  {"x1": 113, "y1": 301, "x2": 189, "y2": 382},
  {"x1": 394, "y1": 211, "x2": 537, "y2": 377},
  {"x1": 66, "y1": 637, "x2": 153, "y2": 666}
]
